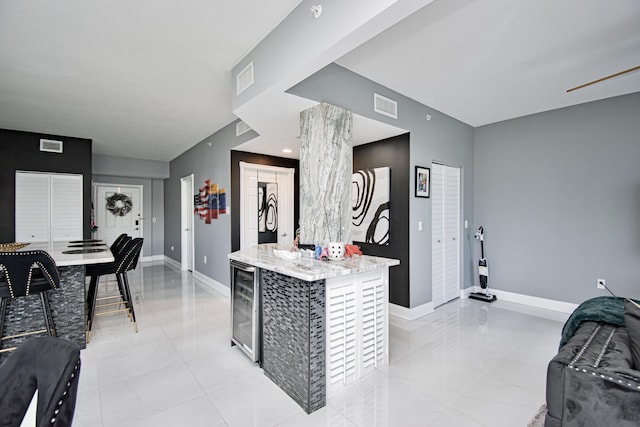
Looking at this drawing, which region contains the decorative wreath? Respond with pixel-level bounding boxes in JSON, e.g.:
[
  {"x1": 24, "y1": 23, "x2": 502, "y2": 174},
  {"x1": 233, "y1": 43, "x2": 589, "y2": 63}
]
[{"x1": 105, "y1": 193, "x2": 133, "y2": 217}]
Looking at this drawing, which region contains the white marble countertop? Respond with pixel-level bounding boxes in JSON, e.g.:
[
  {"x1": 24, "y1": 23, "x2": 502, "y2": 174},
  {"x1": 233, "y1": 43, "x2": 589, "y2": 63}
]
[
  {"x1": 228, "y1": 243, "x2": 399, "y2": 282},
  {"x1": 19, "y1": 241, "x2": 114, "y2": 267}
]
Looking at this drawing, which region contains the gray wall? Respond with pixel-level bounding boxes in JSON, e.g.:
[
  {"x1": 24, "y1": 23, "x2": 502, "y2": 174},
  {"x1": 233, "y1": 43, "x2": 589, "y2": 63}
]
[
  {"x1": 474, "y1": 92, "x2": 640, "y2": 303},
  {"x1": 289, "y1": 64, "x2": 475, "y2": 308},
  {"x1": 93, "y1": 154, "x2": 169, "y2": 179},
  {"x1": 92, "y1": 154, "x2": 168, "y2": 257},
  {"x1": 165, "y1": 121, "x2": 258, "y2": 287}
]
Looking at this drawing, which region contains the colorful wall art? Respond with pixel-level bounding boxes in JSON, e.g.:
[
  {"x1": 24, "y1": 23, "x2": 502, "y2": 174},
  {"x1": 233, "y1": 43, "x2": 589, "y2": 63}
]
[
  {"x1": 352, "y1": 167, "x2": 390, "y2": 245},
  {"x1": 194, "y1": 179, "x2": 227, "y2": 224}
]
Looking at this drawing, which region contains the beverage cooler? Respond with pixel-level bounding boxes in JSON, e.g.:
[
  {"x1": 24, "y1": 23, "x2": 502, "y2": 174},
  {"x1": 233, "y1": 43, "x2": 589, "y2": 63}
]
[{"x1": 230, "y1": 260, "x2": 260, "y2": 363}]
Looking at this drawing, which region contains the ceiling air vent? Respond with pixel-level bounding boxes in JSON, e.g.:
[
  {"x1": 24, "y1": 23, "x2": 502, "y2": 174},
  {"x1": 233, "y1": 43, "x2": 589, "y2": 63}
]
[
  {"x1": 40, "y1": 139, "x2": 63, "y2": 153},
  {"x1": 236, "y1": 121, "x2": 252, "y2": 137},
  {"x1": 374, "y1": 93, "x2": 398, "y2": 119},
  {"x1": 236, "y1": 61, "x2": 254, "y2": 95}
]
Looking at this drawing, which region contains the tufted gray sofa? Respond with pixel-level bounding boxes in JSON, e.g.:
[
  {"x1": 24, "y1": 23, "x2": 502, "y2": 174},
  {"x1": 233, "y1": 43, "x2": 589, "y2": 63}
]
[{"x1": 545, "y1": 320, "x2": 640, "y2": 426}]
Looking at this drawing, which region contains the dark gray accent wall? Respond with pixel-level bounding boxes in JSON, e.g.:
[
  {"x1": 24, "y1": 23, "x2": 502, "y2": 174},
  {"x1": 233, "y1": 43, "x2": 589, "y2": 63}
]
[
  {"x1": 165, "y1": 121, "x2": 258, "y2": 287},
  {"x1": 230, "y1": 151, "x2": 300, "y2": 252},
  {"x1": 354, "y1": 134, "x2": 410, "y2": 306},
  {"x1": 92, "y1": 175, "x2": 164, "y2": 257},
  {"x1": 288, "y1": 64, "x2": 474, "y2": 309},
  {"x1": 474, "y1": 92, "x2": 640, "y2": 303},
  {"x1": 0, "y1": 129, "x2": 92, "y2": 242}
]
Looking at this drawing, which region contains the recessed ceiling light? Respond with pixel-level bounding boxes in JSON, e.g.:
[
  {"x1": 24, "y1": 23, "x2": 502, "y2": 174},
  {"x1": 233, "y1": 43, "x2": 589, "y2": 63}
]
[{"x1": 282, "y1": 148, "x2": 292, "y2": 153}]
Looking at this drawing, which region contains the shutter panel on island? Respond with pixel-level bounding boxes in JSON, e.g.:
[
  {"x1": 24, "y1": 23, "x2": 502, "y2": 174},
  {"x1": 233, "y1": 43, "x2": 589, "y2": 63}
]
[{"x1": 326, "y1": 269, "x2": 389, "y2": 395}]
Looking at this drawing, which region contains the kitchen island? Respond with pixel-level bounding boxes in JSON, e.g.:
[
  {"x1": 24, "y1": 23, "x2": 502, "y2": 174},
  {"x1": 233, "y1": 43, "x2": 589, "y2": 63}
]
[
  {"x1": 1, "y1": 241, "x2": 114, "y2": 353},
  {"x1": 228, "y1": 243, "x2": 399, "y2": 413}
]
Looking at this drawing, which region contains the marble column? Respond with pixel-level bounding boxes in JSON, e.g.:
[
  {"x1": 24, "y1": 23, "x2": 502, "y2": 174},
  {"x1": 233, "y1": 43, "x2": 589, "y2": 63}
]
[{"x1": 299, "y1": 103, "x2": 353, "y2": 246}]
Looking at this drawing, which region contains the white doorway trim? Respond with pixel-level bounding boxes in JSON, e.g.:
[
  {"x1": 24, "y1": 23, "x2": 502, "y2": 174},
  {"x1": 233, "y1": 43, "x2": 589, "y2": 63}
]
[
  {"x1": 180, "y1": 174, "x2": 195, "y2": 271},
  {"x1": 239, "y1": 162, "x2": 295, "y2": 249}
]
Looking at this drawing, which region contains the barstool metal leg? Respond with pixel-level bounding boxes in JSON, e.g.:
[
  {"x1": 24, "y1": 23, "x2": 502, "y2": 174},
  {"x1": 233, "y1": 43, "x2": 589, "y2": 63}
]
[
  {"x1": 86, "y1": 275, "x2": 98, "y2": 328},
  {"x1": 39, "y1": 292, "x2": 56, "y2": 337},
  {"x1": 121, "y1": 273, "x2": 137, "y2": 332},
  {"x1": 87, "y1": 276, "x2": 101, "y2": 341},
  {"x1": 0, "y1": 297, "x2": 7, "y2": 352},
  {"x1": 115, "y1": 274, "x2": 129, "y2": 314}
]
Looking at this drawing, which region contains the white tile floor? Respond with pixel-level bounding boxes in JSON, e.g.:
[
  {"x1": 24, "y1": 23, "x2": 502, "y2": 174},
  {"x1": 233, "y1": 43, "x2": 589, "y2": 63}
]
[{"x1": 75, "y1": 261, "x2": 569, "y2": 427}]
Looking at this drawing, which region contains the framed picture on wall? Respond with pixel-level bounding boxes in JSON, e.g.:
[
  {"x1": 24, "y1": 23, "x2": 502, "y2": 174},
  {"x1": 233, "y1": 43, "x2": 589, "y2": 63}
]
[{"x1": 415, "y1": 166, "x2": 430, "y2": 198}]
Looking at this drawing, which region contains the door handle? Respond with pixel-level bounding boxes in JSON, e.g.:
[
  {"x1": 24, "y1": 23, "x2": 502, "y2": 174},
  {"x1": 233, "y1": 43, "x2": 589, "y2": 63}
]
[{"x1": 281, "y1": 233, "x2": 287, "y2": 237}]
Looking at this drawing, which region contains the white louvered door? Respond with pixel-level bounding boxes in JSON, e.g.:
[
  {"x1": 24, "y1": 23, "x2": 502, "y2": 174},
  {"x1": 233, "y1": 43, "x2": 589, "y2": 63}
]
[
  {"x1": 431, "y1": 164, "x2": 461, "y2": 308},
  {"x1": 443, "y1": 167, "x2": 460, "y2": 303},
  {"x1": 15, "y1": 171, "x2": 83, "y2": 242},
  {"x1": 431, "y1": 165, "x2": 445, "y2": 307},
  {"x1": 15, "y1": 172, "x2": 50, "y2": 242},
  {"x1": 51, "y1": 174, "x2": 83, "y2": 241}
]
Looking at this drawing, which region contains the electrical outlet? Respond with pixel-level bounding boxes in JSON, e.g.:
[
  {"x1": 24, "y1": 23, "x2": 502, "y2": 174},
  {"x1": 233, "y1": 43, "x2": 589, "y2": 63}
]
[
  {"x1": 170, "y1": 245, "x2": 174, "y2": 251},
  {"x1": 204, "y1": 255, "x2": 207, "y2": 264},
  {"x1": 597, "y1": 279, "x2": 606, "y2": 289}
]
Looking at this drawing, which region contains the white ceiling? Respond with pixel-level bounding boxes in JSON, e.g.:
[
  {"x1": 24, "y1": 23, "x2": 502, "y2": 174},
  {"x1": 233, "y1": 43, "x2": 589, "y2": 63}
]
[
  {"x1": 337, "y1": 0, "x2": 640, "y2": 127},
  {"x1": 0, "y1": 0, "x2": 302, "y2": 161},
  {"x1": 0, "y1": 0, "x2": 638, "y2": 162}
]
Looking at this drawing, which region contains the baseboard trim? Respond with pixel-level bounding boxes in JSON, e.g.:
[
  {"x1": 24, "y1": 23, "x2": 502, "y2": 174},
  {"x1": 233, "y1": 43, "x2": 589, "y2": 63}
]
[
  {"x1": 466, "y1": 286, "x2": 578, "y2": 314},
  {"x1": 163, "y1": 256, "x2": 181, "y2": 271},
  {"x1": 461, "y1": 286, "x2": 474, "y2": 299},
  {"x1": 389, "y1": 302, "x2": 434, "y2": 321},
  {"x1": 140, "y1": 255, "x2": 164, "y2": 263},
  {"x1": 193, "y1": 270, "x2": 230, "y2": 298}
]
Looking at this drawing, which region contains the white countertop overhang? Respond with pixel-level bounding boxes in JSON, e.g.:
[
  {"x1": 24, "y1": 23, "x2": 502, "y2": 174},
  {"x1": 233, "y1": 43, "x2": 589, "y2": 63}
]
[
  {"x1": 228, "y1": 243, "x2": 399, "y2": 282},
  {"x1": 20, "y1": 241, "x2": 114, "y2": 266}
]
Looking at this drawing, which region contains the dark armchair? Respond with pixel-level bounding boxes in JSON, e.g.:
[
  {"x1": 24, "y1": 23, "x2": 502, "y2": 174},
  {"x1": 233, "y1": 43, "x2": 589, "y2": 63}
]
[{"x1": 0, "y1": 337, "x2": 81, "y2": 427}]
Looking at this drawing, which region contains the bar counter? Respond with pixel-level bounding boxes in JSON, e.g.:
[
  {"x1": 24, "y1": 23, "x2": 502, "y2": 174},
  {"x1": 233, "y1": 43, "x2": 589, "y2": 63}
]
[
  {"x1": 1, "y1": 240, "x2": 114, "y2": 354},
  {"x1": 228, "y1": 243, "x2": 399, "y2": 413}
]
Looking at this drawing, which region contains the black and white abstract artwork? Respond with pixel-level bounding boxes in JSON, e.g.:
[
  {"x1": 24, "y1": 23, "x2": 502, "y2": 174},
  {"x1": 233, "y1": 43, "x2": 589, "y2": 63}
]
[
  {"x1": 352, "y1": 167, "x2": 390, "y2": 245},
  {"x1": 258, "y1": 182, "x2": 278, "y2": 243}
]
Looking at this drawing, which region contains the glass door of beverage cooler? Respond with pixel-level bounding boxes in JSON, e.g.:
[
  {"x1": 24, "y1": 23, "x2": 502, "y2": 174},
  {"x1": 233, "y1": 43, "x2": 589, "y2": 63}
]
[{"x1": 230, "y1": 261, "x2": 259, "y2": 362}]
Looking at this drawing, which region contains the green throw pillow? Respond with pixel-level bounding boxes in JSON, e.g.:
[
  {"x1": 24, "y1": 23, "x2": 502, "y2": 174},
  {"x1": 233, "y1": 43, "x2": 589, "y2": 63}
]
[{"x1": 624, "y1": 299, "x2": 640, "y2": 370}]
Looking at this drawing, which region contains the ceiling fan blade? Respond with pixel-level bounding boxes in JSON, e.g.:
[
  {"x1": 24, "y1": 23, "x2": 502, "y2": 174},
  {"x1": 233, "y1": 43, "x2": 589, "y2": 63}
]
[{"x1": 566, "y1": 65, "x2": 640, "y2": 93}]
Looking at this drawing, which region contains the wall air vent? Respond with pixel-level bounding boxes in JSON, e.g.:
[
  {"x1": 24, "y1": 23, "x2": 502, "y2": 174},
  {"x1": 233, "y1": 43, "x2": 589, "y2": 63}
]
[
  {"x1": 373, "y1": 93, "x2": 398, "y2": 119},
  {"x1": 236, "y1": 61, "x2": 255, "y2": 95},
  {"x1": 236, "y1": 120, "x2": 252, "y2": 137},
  {"x1": 39, "y1": 139, "x2": 63, "y2": 153}
]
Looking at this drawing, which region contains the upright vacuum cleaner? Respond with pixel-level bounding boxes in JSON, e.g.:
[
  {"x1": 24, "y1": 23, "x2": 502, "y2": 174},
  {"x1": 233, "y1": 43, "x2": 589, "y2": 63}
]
[{"x1": 469, "y1": 226, "x2": 497, "y2": 303}]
